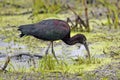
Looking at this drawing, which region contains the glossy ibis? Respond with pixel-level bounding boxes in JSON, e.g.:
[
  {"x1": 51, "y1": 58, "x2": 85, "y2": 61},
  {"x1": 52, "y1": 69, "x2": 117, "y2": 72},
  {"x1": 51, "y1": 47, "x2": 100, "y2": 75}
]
[{"x1": 18, "y1": 19, "x2": 90, "y2": 63}]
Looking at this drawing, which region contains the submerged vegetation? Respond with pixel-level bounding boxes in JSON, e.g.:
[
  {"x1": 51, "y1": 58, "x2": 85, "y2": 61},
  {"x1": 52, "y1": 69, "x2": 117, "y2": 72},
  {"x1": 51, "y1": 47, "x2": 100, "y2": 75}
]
[{"x1": 0, "y1": 0, "x2": 120, "y2": 80}]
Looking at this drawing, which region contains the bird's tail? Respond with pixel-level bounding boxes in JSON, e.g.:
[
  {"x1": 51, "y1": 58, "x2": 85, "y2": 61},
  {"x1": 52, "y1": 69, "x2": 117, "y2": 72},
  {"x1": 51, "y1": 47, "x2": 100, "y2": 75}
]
[
  {"x1": 18, "y1": 24, "x2": 32, "y2": 37},
  {"x1": 18, "y1": 24, "x2": 35, "y2": 38},
  {"x1": 18, "y1": 26, "x2": 25, "y2": 37}
]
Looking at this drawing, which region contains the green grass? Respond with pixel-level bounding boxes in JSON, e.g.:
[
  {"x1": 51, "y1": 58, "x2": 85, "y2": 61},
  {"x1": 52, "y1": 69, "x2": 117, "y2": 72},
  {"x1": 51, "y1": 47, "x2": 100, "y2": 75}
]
[{"x1": 6, "y1": 55, "x2": 111, "y2": 75}]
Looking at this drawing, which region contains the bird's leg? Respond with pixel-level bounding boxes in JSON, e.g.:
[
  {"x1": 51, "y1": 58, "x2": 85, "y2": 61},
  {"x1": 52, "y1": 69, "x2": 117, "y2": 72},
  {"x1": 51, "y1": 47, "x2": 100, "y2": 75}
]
[
  {"x1": 45, "y1": 42, "x2": 52, "y2": 56},
  {"x1": 51, "y1": 41, "x2": 59, "y2": 63},
  {"x1": 45, "y1": 42, "x2": 52, "y2": 62}
]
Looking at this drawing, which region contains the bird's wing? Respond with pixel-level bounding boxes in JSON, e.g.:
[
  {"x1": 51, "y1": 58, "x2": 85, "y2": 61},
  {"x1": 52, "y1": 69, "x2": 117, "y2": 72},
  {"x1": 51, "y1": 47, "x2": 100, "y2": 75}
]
[{"x1": 30, "y1": 22, "x2": 70, "y2": 40}]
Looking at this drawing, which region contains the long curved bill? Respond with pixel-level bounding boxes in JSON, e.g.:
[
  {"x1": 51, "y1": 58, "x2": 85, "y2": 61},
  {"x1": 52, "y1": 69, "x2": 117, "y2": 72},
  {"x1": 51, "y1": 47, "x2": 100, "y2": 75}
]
[{"x1": 83, "y1": 42, "x2": 90, "y2": 59}]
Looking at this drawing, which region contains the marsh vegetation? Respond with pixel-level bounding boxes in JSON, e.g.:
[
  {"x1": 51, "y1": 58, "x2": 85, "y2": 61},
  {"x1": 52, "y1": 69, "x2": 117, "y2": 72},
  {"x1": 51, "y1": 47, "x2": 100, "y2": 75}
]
[{"x1": 0, "y1": 0, "x2": 120, "y2": 80}]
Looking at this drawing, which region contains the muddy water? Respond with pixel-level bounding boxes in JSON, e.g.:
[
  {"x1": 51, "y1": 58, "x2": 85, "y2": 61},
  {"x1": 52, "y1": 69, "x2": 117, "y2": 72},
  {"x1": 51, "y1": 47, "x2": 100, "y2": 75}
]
[
  {"x1": 0, "y1": 40, "x2": 28, "y2": 54},
  {"x1": 0, "y1": 40, "x2": 106, "y2": 70},
  {"x1": 0, "y1": 40, "x2": 88, "y2": 58}
]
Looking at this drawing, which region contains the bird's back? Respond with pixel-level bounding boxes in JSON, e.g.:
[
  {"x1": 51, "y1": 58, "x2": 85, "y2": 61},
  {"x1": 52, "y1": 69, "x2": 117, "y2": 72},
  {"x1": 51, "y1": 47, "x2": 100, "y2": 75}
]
[{"x1": 18, "y1": 19, "x2": 70, "y2": 41}]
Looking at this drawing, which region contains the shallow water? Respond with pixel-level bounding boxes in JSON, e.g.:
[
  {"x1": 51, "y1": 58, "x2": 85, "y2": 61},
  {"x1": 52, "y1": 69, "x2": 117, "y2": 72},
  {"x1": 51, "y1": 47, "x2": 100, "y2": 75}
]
[
  {"x1": 0, "y1": 40, "x2": 107, "y2": 70},
  {"x1": 0, "y1": 40, "x2": 29, "y2": 54},
  {"x1": 0, "y1": 39, "x2": 88, "y2": 57}
]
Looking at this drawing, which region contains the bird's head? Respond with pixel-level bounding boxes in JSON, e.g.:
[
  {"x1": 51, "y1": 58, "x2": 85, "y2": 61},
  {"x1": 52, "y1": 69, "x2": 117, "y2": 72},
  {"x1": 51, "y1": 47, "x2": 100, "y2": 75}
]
[
  {"x1": 76, "y1": 34, "x2": 87, "y2": 44},
  {"x1": 77, "y1": 34, "x2": 90, "y2": 59}
]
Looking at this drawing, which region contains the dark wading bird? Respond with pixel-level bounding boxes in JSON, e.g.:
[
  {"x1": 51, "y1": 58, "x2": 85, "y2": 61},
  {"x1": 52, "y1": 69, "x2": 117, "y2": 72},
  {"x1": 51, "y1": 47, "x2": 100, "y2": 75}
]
[{"x1": 18, "y1": 19, "x2": 90, "y2": 63}]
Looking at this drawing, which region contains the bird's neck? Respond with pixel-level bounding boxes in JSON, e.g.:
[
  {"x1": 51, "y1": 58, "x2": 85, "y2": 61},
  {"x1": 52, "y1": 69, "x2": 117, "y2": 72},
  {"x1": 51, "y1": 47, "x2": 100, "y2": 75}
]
[{"x1": 62, "y1": 35, "x2": 79, "y2": 45}]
